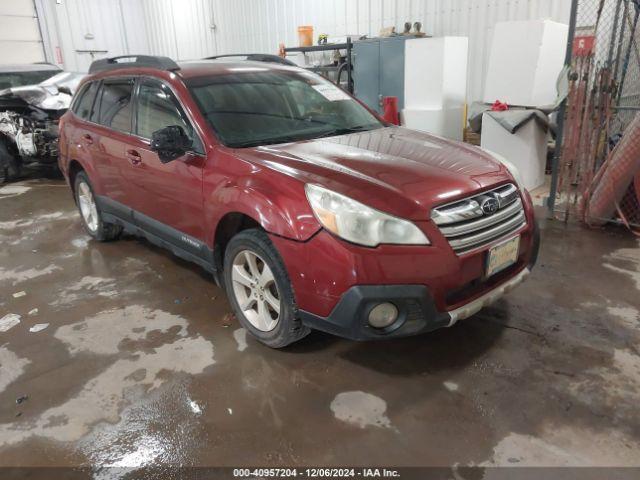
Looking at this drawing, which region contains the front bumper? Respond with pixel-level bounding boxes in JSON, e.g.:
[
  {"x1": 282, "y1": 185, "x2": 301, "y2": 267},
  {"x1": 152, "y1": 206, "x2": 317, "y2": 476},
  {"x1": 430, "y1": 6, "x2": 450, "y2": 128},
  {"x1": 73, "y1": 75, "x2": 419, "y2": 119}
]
[
  {"x1": 297, "y1": 266, "x2": 532, "y2": 341},
  {"x1": 297, "y1": 284, "x2": 450, "y2": 341},
  {"x1": 271, "y1": 197, "x2": 540, "y2": 341}
]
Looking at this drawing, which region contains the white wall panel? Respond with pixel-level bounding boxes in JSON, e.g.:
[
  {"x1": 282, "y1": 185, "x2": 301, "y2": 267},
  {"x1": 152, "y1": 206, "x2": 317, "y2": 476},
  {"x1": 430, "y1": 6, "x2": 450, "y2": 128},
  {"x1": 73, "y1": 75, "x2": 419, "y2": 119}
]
[
  {"x1": 35, "y1": 0, "x2": 147, "y2": 71},
  {"x1": 192, "y1": 0, "x2": 571, "y2": 102},
  {"x1": 0, "y1": 0, "x2": 45, "y2": 65},
  {"x1": 120, "y1": 0, "x2": 151, "y2": 55},
  {"x1": 34, "y1": 0, "x2": 571, "y2": 101}
]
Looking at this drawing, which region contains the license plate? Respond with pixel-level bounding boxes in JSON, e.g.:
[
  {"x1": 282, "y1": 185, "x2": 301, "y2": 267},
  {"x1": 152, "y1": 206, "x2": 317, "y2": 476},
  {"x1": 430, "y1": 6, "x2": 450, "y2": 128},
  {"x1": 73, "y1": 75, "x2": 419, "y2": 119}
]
[{"x1": 486, "y1": 236, "x2": 520, "y2": 277}]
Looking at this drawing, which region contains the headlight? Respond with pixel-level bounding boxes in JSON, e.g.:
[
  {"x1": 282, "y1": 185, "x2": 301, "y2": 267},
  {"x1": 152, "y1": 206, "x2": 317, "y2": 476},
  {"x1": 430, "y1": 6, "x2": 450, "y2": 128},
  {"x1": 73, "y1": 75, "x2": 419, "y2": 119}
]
[
  {"x1": 480, "y1": 148, "x2": 525, "y2": 191},
  {"x1": 305, "y1": 184, "x2": 430, "y2": 247}
]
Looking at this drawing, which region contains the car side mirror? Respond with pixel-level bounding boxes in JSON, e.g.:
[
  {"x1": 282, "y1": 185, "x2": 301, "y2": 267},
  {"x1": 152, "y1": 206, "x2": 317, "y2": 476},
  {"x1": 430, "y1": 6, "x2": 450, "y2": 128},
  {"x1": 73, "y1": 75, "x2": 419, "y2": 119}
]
[
  {"x1": 150, "y1": 125, "x2": 192, "y2": 163},
  {"x1": 57, "y1": 85, "x2": 73, "y2": 96}
]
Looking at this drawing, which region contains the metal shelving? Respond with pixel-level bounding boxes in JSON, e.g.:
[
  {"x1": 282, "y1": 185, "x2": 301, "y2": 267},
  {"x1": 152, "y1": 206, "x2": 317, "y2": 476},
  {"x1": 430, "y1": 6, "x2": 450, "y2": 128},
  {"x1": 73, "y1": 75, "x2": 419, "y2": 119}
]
[{"x1": 284, "y1": 38, "x2": 353, "y2": 93}]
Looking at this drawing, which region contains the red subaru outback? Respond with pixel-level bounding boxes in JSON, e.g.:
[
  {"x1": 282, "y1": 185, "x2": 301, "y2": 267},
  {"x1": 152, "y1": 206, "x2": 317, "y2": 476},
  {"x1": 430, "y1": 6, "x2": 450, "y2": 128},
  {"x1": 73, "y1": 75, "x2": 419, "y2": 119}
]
[{"x1": 58, "y1": 55, "x2": 539, "y2": 348}]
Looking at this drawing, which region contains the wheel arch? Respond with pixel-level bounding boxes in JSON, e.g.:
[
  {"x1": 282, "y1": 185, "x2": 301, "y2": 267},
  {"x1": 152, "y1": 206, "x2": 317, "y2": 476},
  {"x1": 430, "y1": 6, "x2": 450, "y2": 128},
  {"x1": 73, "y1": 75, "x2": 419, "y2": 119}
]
[
  {"x1": 66, "y1": 157, "x2": 106, "y2": 200},
  {"x1": 68, "y1": 159, "x2": 84, "y2": 196},
  {"x1": 212, "y1": 211, "x2": 262, "y2": 273},
  {"x1": 207, "y1": 181, "x2": 320, "y2": 245}
]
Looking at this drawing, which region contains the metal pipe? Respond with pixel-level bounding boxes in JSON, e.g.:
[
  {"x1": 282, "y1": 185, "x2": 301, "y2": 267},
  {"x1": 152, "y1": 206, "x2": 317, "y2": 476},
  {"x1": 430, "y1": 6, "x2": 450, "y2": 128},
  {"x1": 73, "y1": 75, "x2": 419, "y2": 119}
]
[
  {"x1": 346, "y1": 37, "x2": 353, "y2": 94},
  {"x1": 613, "y1": 0, "x2": 630, "y2": 79},
  {"x1": 617, "y1": 1, "x2": 640, "y2": 104},
  {"x1": 607, "y1": 0, "x2": 624, "y2": 67},
  {"x1": 547, "y1": 0, "x2": 580, "y2": 217}
]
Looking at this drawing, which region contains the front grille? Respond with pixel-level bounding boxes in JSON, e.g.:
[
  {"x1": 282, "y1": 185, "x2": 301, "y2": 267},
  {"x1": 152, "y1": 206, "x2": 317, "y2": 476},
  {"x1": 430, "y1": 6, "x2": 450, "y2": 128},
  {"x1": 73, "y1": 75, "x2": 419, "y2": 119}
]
[{"x1": 431, "y1": 184, "x2": 526, "y2": 254}]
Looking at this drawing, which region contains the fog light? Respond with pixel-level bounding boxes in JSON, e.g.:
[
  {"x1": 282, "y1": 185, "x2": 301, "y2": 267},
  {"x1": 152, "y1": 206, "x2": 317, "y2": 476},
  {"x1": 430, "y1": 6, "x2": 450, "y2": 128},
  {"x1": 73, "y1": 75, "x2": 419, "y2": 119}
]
[{"x1": 368, "y1": 302, "x2": 399, "y2": 328}]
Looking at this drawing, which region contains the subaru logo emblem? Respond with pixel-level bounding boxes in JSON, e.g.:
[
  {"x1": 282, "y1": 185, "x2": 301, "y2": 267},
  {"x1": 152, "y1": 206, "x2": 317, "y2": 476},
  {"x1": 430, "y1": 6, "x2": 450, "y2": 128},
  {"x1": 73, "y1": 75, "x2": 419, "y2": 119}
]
[{"x1": 480, "y1": 197, "x2": 499, "y2": 215}]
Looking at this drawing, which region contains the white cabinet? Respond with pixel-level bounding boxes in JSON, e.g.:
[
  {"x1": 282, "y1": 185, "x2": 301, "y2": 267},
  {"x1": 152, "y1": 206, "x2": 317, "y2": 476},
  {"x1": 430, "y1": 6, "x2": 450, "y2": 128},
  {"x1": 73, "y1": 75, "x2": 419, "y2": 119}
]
[
  {"x1": 401, "y1": 36, "x2": 468, "y2": 140},
  {"x1": 481, "y1": 113, "x2": 547, "y2": 191},
  {"x1": 483, "y1": 20, "x2": 569, "y2": 107}
]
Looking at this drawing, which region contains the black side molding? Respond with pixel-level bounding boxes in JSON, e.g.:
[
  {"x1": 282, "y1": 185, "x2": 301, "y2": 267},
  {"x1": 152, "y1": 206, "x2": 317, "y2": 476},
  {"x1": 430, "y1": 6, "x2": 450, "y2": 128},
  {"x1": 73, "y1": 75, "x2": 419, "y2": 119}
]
[{"x1": 96, "y1": 195, "x2": 218, "y2": 279}]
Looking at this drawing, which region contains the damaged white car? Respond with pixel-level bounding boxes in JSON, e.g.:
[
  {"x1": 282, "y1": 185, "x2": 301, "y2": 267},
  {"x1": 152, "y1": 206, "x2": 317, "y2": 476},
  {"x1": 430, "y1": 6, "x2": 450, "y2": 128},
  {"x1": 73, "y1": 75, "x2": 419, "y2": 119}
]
[{"x1": 0, "y1": 64, "x2": 84, "y2": 184}]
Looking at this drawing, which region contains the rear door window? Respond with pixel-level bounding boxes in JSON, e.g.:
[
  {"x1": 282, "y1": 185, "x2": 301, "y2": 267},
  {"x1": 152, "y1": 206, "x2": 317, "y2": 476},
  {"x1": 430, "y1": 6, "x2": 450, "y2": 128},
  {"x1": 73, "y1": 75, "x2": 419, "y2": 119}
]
[
  {"x1": 73, "y1": 81, "x2": 99, "y2": 120},
  {"x1": 96, "y1": 79, "x2": 134, "y2": 133}
]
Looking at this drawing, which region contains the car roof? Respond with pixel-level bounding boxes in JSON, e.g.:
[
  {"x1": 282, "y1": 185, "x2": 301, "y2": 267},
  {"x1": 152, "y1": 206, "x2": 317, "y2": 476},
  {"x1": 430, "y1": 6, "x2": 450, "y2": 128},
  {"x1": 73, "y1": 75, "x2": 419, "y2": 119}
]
[
  {"x1": 86, "y1": 60, "x2": 300, "y2": 82},
  {"x1": 178, "y1": 60, "x2": 300, "y2": 79},
  {"x1": 0, "y1": 63, "x2": 62, "y2": 73}
]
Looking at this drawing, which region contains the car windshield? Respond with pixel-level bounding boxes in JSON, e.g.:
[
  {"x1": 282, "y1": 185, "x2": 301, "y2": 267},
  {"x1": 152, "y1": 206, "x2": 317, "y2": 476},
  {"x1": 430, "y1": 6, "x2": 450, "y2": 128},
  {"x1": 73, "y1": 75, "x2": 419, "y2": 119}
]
[
  {"x1": 188, "y1": 69, "x2": 383, "y2": 148},
  {"x1": 0, "y1": 70, "x2": 60, "y2": 90}
]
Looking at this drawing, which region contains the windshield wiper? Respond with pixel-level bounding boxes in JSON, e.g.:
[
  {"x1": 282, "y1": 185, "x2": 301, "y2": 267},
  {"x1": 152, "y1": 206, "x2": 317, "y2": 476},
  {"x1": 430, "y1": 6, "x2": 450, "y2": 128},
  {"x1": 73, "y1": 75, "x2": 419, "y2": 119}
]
[
  {"x1": 231, "y1": 134, "x2": 308, "y2": 148},
  {"x1": 316, "y1": 125, "x2": 376, "y2": 139},
  {"x1": 204, "y1": 110, "x2": 335, "y2": 126},
  {"x1": 229, "y1": 125, "x2": 380, "y2": 148}
]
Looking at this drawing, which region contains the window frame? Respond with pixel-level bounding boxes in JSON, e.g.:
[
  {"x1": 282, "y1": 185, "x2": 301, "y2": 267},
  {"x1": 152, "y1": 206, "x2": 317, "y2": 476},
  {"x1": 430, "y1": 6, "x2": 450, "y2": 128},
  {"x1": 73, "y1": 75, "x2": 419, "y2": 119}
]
[
  {"x1": 132, "y1": 76, "x2": 205, "y2": 155},
  {"x1": 69, "y1": 75, "x2": 205, "y2": 156},
  {"x1": 70, "y1": 82, "x2": 88, "y2": 113},
  {"x1": 71, "y1": 80, "x2": 100, "y2": 121},
  {"x1": 94, "y1": 77, "x2": 136, "y2": 134}
]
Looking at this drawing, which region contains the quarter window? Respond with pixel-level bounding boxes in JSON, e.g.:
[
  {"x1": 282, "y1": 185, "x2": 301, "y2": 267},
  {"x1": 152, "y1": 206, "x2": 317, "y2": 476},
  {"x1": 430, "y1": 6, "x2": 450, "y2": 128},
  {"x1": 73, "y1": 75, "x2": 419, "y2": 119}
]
[
  {"x1": 73, "y1": 82, "x2": 99, "y2": 120},
  {"x1": 96, "y1": 80, "x2": 134, "y2": 132}
]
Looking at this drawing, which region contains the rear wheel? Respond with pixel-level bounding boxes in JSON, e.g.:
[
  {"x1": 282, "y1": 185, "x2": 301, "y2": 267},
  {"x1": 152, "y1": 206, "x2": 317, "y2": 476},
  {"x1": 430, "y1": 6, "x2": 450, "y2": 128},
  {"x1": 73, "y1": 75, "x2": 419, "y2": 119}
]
[
  {"x1": 74, "y1": 171, "x2": 122, "y2": 241},
  {"x1": 223, "y1": 229, "x2": 310, "y2": 348}
]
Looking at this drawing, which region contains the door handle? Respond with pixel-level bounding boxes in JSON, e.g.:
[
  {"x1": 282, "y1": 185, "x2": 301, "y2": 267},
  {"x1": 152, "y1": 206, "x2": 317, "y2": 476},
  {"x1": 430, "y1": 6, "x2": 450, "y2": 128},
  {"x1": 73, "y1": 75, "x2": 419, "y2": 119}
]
[
  {"x1": 82, "y1": 133, "x2": 93, "y2": 145},
  {"x1": 126, "y1": 149, "x2": 142, "y2": 165}
]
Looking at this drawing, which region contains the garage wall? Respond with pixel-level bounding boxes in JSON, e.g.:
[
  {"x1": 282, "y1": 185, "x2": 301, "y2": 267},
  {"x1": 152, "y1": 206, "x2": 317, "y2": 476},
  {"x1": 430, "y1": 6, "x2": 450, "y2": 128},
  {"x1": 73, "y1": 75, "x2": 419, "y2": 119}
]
[
  {"x1": 141, "y1": 0, "x2": 217, "y2": 60},
  {"x1": 140, "y1": 0, "x2": 572, "y2": 102},
  {"x1": 0, "y1": 0, "x2": 46, "y2": 65},
  {"x1": 34, "y1": 0, "x2": 571, "y2": 102},
  {"x1": 35, "y1": 0, "x2": 150, "y2": 72}
]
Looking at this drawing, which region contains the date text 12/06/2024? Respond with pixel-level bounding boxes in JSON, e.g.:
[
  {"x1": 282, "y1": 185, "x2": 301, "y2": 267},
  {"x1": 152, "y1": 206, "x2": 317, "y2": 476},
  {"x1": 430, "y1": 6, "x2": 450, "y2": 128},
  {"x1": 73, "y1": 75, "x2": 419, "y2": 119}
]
[{"x1": 233, "y1": 468, "x2": 401, "y2": 478}]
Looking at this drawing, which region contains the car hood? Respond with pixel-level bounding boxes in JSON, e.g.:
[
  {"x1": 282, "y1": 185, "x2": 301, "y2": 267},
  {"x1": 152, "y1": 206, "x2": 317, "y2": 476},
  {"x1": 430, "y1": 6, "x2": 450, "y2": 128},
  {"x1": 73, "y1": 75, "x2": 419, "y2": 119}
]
[
  {"x1": 0, "y1": 72, "x2": 84, "y2": 110},
  {"x1": 235, "y1": 126, "x2": 513, "y2": 220}
]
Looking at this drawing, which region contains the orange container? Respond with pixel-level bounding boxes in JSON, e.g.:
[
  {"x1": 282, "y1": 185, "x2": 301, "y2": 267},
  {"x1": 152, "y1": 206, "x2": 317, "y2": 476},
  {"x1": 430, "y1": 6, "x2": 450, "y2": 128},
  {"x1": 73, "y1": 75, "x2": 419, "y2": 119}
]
[{"x1": 298, "y1": 26, "x2": 314, "y2": 47}]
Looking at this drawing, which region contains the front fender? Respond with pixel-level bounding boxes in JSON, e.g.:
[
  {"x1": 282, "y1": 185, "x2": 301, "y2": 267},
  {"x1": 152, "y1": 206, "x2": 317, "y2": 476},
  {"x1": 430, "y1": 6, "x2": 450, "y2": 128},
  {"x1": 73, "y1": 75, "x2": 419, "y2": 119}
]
[{"x1": 205, "y1": 180, "x2": 321, "y2": 246}]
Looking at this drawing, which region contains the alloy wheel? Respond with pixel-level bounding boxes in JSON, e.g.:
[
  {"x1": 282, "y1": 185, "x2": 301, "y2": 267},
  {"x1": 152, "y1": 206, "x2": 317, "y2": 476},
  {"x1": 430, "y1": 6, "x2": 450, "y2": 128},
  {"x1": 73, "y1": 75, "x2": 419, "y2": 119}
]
[
  {"x1": 231, "y1": 249, "x2": 281, "y2": 332},
  {"x1": 78, "y1": 181, "x2": 99, "y2": 232}
]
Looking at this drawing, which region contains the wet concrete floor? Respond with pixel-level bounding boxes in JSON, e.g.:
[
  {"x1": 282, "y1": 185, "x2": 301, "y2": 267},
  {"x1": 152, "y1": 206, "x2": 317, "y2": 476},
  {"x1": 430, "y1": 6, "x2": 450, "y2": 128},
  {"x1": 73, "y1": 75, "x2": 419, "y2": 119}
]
[{"x1": 0, "y1": 179, "x2": 639, "y2": 472}]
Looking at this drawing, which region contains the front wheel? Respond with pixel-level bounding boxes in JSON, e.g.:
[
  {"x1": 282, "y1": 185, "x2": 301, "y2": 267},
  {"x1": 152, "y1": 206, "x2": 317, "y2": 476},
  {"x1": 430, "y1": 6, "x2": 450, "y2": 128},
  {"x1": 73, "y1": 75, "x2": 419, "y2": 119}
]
[
  {"x1": 223, "y1": 229, "x2": 310, "y2": 348},
  {"x1": 74, "y1": 171, "x2": 122, "y2": 241},
  {"x1": 0, "y1": 137, "x2": 20, "y2": 185}
]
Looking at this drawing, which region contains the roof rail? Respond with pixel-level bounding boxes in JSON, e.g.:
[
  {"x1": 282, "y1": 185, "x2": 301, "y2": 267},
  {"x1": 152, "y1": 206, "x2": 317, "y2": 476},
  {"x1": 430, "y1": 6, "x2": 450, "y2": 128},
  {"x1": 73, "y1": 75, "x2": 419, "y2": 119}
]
[
  {"x1": 89, "y1": 55, "x2": 180, "y2": 74},
  {"x1": 204, "y1": 54, "x2": 296, "y2": 67}
]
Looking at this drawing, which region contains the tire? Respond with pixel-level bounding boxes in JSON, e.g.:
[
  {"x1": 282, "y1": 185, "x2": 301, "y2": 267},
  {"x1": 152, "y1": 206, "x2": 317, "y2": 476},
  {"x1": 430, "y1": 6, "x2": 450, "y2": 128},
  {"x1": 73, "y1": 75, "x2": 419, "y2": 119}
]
[
  {"x1": 0, "y1": 137, "x2": 20, "y2": 184},
  {"x1": 74, "y1": 171, "x2": 122, "y2": 241},
  {"x1": 223, "y1": 228, "x2": 310, "y2": 348}
]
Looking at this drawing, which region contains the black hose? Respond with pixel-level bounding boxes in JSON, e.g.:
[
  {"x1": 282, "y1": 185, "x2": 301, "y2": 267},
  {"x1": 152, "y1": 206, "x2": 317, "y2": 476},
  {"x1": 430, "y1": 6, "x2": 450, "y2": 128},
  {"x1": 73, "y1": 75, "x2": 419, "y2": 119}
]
[{"x1": 337, "y1": 62, "x2": 353, "y2": 92}]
